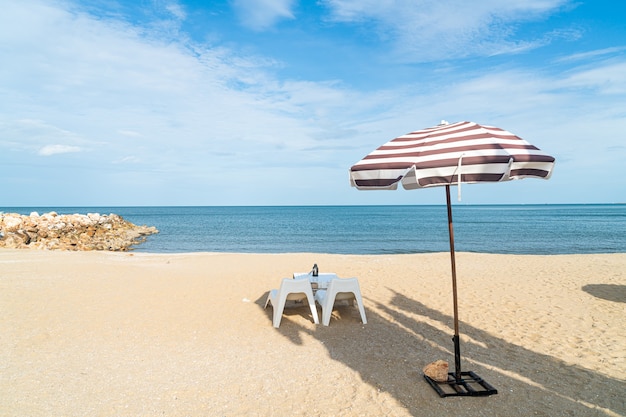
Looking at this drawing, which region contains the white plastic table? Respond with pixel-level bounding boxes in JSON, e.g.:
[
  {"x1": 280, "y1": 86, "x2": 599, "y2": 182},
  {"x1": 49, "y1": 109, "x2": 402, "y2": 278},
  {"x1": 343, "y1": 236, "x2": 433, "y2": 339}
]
[{"x1": 293, "y1": 272, "x2": 337, "y2": 291}]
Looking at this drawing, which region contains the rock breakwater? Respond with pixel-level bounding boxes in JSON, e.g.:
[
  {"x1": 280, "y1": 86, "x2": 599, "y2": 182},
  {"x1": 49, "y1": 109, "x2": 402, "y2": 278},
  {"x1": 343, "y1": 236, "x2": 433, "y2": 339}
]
[{"x1": 0, "y1": 212, "x2": 158, "y2": 251}]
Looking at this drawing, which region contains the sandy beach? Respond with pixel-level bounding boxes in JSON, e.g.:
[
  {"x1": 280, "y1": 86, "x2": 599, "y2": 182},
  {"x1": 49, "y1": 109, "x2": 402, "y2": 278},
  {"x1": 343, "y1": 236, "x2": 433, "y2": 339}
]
[{"x1": 1, "y1": 250, "x2": 624, "y2": 416}]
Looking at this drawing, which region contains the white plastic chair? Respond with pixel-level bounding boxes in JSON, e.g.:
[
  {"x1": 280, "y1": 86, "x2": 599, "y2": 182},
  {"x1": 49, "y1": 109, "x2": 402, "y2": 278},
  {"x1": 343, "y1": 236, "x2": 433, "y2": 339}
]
[
  {"x1": 314, "y1": 278, "x2": 367, "y2": 326},
  {"x1": 264, "y1": 278, "x2": 319, "y2": 328}
]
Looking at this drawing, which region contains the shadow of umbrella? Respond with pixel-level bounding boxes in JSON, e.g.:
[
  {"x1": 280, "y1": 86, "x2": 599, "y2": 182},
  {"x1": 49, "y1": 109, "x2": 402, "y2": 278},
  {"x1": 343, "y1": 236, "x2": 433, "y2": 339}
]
[
  {"x1": 254, "y1": 289, "x2": 626, "y2": 416},
  {"x1": 582, "y1": 284, "x2": 626, "y2": 303}
]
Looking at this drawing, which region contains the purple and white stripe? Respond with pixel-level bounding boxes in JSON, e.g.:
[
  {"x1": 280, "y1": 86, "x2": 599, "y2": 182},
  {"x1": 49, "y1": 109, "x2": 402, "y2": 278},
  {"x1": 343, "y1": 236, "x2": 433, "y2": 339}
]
[{"x1": 350, "y1": 121, "x2": 555, "y2": 190}]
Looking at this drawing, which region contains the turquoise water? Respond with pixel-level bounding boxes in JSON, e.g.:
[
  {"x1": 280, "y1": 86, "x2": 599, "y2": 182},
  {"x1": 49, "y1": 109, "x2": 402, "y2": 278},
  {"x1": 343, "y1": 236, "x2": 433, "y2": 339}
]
[{"x1": 2, "y1": 205, "x2": 625, "y2": 254}]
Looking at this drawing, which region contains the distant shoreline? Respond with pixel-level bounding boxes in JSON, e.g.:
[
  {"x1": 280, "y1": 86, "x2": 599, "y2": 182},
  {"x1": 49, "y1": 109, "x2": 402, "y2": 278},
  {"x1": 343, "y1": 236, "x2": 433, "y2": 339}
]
[
  {"x1": 2, "y1": 205, "x2": 624, "y2": 255},
  {"x1": 2, "y1": 203, "x2": 626, "y2": 209}
]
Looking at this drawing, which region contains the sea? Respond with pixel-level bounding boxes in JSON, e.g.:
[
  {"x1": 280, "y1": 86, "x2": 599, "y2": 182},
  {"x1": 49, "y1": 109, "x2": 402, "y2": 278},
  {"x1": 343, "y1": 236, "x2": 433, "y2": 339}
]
[{"x1": 2, "y1": 205, "x2": 625, "y2": 255}]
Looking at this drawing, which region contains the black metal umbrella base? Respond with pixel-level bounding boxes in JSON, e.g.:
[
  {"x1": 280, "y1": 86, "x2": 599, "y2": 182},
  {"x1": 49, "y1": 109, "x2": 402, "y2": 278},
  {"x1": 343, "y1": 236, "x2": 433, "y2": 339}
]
[{"x1": 424, "y1": 371, "x2": 498, "y2": 397}]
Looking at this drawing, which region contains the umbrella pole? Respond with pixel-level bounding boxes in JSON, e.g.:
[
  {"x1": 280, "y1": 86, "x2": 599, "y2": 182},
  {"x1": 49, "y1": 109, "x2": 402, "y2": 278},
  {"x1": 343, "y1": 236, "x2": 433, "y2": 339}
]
[
  {"x1": 445, "y1": 185, "x2": 462, "y2": 382},
  {"x1": 424, "y1": 186, "x2": 497, "y2": 397}
]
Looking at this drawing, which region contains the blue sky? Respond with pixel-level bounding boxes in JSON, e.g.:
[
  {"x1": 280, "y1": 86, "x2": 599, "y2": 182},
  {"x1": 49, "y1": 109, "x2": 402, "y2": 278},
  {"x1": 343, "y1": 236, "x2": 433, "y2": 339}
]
[{"x1": 1, "y1": 0, "x2": 624, "y2": 206}]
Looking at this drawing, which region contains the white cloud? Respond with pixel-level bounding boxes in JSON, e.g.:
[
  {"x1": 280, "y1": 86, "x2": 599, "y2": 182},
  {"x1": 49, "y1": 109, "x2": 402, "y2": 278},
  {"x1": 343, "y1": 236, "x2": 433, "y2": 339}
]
[
  {"x1": 555, "y1": 46, "x2": 626, "y2": 62},
  {"x1": 232, "y1": 0, "x2": 295, "y2": 30},
  {"x1": 321, "y1": 0, "x2": 571, "y2": 61},
  {"x1": 0, "y1": 119, "x2": 92, "y2": 154},
  {"x1": 117, "y1": 130, "x2": 143, "y2": 138},
  {"x1": 558, "y1": 61, "x2": 626, "y2": 95},
  {"x1": 112, "y1": 156, "x2": 142, "y2": 164},
  {"x1": 0, "y1": 0, "x2": 624, "y2": 205},
  {"x1": 0, "y1": 0, "x2": 359, "y2": 202},
  {"x1": 38, "y1": 144, "x2": 82, "y2": 156},
  {"x1": 165, "y1": 2, "x2": 186, "y2": 20}
]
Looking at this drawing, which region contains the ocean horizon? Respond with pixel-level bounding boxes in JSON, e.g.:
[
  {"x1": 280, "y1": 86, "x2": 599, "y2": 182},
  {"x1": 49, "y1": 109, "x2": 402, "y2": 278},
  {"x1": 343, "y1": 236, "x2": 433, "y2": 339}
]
[{"x1": 2, "y1": 204, "x2": 625, "y2": 255}]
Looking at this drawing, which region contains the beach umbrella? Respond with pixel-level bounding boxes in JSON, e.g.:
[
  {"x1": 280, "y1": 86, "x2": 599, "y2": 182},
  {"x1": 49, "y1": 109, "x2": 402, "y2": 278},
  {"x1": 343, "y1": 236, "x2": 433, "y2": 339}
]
[{"x1": 349, "y1": 120, "x2": 555, "y2": 397}]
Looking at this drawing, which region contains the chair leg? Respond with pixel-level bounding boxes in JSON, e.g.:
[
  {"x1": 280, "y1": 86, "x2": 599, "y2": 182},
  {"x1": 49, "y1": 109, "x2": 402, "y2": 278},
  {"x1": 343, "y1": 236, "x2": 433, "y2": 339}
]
[
  {"x1": 322, "y1": 295, "x2": 335, "y2": 326},
  {"x1": 273, "y1": 295, "x2": 288, "y2": 328},
  {"x1": 306, "y1": 293, "x2": 319, "y2": 324},
  {"x1": 355, "y1": 297, "x2": 367, "y2": 324}
]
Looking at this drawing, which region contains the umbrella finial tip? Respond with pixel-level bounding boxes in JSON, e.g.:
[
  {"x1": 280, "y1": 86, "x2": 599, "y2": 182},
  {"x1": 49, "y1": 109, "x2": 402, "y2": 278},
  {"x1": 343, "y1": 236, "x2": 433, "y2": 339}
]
[{"x1": 440, "y1": 120, "x2": 449, "y2": 125}]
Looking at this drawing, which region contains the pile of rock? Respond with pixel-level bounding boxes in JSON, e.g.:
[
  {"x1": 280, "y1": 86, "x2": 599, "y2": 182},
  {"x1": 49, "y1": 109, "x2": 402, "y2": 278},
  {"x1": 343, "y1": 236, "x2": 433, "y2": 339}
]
[{"x1": 0, "y1": 212, "x2": 158, "y2": 251}]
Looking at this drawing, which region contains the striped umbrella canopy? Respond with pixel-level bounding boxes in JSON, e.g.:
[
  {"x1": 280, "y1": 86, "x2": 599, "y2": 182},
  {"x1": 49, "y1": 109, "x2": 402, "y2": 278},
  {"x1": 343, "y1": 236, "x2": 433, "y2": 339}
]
[
  {"x1": 350, "y1": 120, "x2": 555, "y2": 191},
  {"x1": 349, "y1": 121, "x2": 555, "y2": 397}
]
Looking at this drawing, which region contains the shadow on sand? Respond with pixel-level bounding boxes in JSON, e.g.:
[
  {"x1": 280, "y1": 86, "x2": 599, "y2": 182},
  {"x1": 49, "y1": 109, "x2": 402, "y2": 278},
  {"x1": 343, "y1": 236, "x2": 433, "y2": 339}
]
[
  {"x1": 258, "y1": 289, "x2": 625, "y2": 417},
  {"x1": 582, "y1": 284, "x2": 626, "y2": 303}
]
